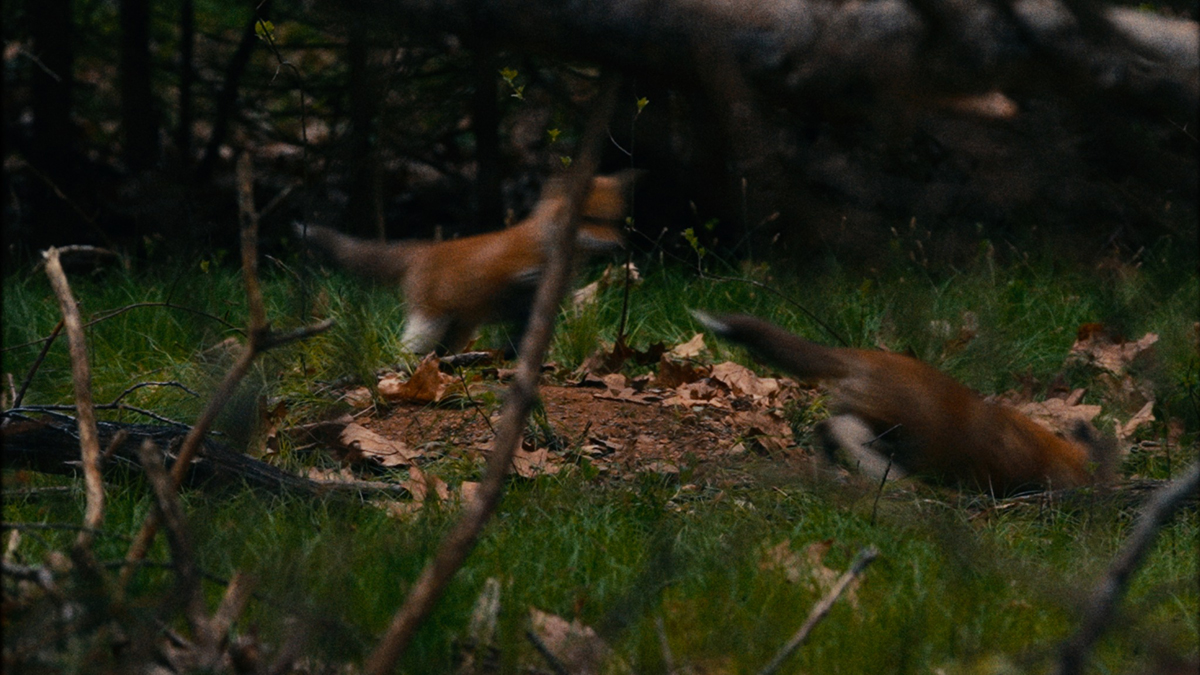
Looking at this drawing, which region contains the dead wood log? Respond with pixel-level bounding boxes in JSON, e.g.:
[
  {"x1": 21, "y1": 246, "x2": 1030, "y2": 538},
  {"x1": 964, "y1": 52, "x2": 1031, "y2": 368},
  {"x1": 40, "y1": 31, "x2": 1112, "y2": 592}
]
[
  {"x1": 322, "y1": 0, "x2": 1198, "y2": 119},
  {"x1": 0, "y1": 416, "x2": 407, "y2": 499}
]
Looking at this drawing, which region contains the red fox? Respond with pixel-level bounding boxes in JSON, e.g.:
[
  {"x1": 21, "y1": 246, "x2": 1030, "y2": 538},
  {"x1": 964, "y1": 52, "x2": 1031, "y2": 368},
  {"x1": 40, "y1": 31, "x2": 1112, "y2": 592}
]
[
  {"x1": 297, "y1": 171, "x2": 638, "y2": 355},
  {"x1": 694, "y1": 312, "x2": 1107, "y2": 494}
]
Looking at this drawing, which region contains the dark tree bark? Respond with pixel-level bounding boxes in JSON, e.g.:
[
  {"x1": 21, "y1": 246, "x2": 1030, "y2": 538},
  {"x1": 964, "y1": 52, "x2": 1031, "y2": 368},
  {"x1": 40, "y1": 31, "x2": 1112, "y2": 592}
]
[
  {"x1": 344, "y1": 24, "x2": 385, "y2": 239},
  {"x1": 471, "y1": 48, "x2": 503, "y2": 230},
  {"x1": 196, "y1": 0, "x2": 274, "y2": 183},
  {"x1": 27, "y1": 0, "x2": 79, "y2": 246},
  {"x1": 0, "y1": 417, "x2": 408, "y2": 498},
  {"x1": 177, "y1": 0, "x2": 196, "y2": 174},
  {"x1": 120, "y1": 0, "x2": 159, "y2": 172}
]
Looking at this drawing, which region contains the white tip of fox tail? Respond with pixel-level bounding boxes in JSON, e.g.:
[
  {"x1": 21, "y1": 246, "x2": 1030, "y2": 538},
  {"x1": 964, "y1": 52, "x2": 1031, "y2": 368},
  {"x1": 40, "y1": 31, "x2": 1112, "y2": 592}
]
[{"x1": 690, "y1": 309, "x2": 731, "y2": 335}]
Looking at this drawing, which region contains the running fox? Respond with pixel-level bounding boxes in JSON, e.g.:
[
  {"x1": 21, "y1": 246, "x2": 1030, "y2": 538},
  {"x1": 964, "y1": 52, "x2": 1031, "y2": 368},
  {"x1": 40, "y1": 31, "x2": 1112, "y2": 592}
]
[
  {"x1": 296, "y1": 170, "x2": 637, "y2": 356},
  {"x1": 695, "y1": 312, "x2": 1106, "y2": 494}
]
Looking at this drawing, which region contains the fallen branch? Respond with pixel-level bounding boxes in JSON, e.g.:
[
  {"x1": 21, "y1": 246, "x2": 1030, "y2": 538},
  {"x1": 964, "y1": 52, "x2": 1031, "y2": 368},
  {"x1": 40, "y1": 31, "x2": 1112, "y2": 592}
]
[
  {"x1": 757, "y1": 545, "x2": 880, "y2": 675},
  {"x1": 364, "y1": 74, "x2": 623, "y2": 674},
  {"x1": 1056, "y1": 461, "x2": 1200, "y2": 675},
  {"x1": 2, "y1": 410, "x2": 410, "y2": 499}
]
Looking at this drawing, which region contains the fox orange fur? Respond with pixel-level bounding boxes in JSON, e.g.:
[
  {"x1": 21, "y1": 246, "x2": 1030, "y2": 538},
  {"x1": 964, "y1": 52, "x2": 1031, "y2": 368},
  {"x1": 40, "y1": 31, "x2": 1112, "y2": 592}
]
[
  {"x1": 695, "y1": 312, "x2": 1106, "y2": 495},
  {"x1": 296, "y1": 171, "x2": 637, "y2": 356}
]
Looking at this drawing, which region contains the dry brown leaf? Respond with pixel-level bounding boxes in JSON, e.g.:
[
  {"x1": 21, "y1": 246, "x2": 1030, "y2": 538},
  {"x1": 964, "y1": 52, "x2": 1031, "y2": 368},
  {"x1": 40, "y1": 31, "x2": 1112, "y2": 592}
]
[
  {"x1": 382, "y1": 501, "x2": 423, "y2": 520},
  {"x1": 660, "y1": 380, "x2": 728, "y2": 408},
  {"x1": 401, "y1": 465, "x2": 450, "y2": 502},
  {"x1": 257, "y1": 398, "x2": 288, "y2": 457},
  {"x1": 1116, "y1": 400, "x2": 1156, "y2": 443},
  {"x1": 528, "y1": 608, "x2": 614, "y2": 675},
  {"x1": 1015, "y1": 396, "x2": 1102, "y2": 434},
  {"x1": 1068, "y1": 330, "x2": 1159, "y2": 375},
  {"x1": 306, "y1": 466, "x2": 360, "y2": 484},
  {"x1": 760, "y1": 539, "x2": 859, "y2": 608},
  {"x1": 669, "y1": 333, "x2": 707, "y2": 359},
  {"x1": 571, "y1": 263, "x2": 641, "y2": 313},
  {"x1": 459, "y1": 481, "x2": 481, "y2": 508},
  {"x1": 734, "y1": 410, "x2": 794, "y2": 452},
  {"x1": 341, "y1": 386, "x2": 373, "y2": 408},
  {"x1": 653, "y1": 355, "x2": 707, "y2": 389},
  {"x1": 379, "y1": 354, "x2": 454, "y2": 403},
  {"x1": 338, "y1": 423, "x2": 419, "y2": 467},
  {"x1": 710, "y1": 361, "x2": 781, "y2": 399},
  {"x1": 512, "y1": 447, "x2": 560, "y2": 478},
  {"x1": 571, "y1": 279, "x2": 603, "y2": 311}
]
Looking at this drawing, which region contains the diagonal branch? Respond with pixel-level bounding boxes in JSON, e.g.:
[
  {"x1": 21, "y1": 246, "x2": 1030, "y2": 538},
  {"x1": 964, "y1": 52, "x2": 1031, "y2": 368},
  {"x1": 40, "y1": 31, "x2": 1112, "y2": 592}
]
[
  {"x1": 758, "y1": 545, "x2": 881, "y2": 675},
  {"x1": 118, "y1": 153, "x2": 332, "y2": 593},
  {"x1": 364, "y1": 74, "x2": 624, "y2": 675},
  {"x1": 1056, "y1": 462, "x2": 1200, "y2": 675},
  {"x1": 42, "y1": 248, "x2": 106, "y2": 569}
]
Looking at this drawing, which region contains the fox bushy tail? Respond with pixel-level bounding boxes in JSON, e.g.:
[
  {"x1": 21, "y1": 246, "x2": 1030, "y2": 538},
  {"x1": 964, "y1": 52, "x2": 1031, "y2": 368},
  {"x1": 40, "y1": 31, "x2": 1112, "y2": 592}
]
[
  {"x1": 692, "y1": 311, "x2": 850, "y2": 381},
  {"x1": 294, "y1": 223, "x2": 421, "y2": 282}
]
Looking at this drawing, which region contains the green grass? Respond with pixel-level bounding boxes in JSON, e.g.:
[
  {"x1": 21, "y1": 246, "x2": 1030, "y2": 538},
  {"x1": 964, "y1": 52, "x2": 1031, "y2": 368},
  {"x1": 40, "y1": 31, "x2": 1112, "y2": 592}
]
[{"x1": 3, "y1": 245, "x2": 1198, "y2": 672}]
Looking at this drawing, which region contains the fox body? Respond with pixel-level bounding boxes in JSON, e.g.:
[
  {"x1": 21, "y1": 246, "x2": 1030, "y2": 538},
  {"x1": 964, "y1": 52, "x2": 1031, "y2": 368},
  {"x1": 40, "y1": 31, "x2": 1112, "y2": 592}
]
[
  {"x1": 297, "y1": 171, "x2": 636, "y2": 355},
  {"x1": 696, "y1": 312, "x2": 1103, "y2": 494}
]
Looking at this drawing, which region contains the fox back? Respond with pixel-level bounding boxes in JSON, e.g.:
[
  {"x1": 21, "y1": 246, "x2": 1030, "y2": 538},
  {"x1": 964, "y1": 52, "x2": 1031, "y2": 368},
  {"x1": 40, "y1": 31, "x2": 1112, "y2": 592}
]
[
  {"x1": 297, "y1": 170, "x2": 637, "y2": 355},
  {"x1": 696, "y1": 312, "x2": 1102, "y2": 494}
]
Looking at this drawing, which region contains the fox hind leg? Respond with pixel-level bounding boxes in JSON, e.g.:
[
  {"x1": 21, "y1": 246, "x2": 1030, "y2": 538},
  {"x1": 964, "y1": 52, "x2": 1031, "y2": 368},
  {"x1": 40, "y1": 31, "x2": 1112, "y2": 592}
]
[
  {"x1": 818, "y1": 415, "x2": 907, "y2": 482},
  {"x1": 400, "y1": 312, "x2": 452, "y2": 356}
]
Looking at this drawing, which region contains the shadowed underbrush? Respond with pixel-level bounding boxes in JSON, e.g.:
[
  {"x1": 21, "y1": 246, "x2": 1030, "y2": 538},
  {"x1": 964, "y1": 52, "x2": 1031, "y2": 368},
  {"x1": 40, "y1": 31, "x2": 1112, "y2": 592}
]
[{"x1": 3, "y1": 244, "x2": 1197, "y2": 672}]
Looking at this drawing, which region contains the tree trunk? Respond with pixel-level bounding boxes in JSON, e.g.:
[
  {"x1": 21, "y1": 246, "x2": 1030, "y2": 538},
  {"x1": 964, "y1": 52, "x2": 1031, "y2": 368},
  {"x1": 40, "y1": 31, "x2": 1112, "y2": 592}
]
[
  {"x1": 197, "y1": 0, "x2": 274, "y2": 183},
  {"x1": 27, "y1": 0, "x2": 79, "y2": 247},
  {"x1": 344, "y1": 25, "x2": 385, "y2": 239},
  {"x1": 120, "y1": 0, "x2": 160, "y2": 172},
  {"x1": 177, "y1": 0, "x2": 196, "y2": 175},
  {"x1": 471, "y1": 48, "x2": 503, "y2": 231}
]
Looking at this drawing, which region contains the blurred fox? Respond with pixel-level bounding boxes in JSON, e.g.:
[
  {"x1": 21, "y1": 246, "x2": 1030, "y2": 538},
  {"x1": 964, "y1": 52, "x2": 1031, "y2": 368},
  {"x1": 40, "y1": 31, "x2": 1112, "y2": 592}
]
[
  {"x1": 695, "y1": 312, "x2": 1109, "y2": 495},
  {"x1": 296, "y1": 170, "x2": 637, "y2": 356}
]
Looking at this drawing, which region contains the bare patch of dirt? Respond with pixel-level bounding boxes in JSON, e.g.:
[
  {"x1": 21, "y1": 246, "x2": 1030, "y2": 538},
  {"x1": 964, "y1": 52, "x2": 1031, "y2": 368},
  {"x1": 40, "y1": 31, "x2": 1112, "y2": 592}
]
[{"x1": 365, "y1": 381, "x2": 806, "y2": 482}]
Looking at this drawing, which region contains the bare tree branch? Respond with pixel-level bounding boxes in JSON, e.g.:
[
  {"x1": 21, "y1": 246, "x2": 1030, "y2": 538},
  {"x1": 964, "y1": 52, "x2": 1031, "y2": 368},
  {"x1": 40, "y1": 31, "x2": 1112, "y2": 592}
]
[
  {"x1": 137, "y1": 438, "x2": 214, "y2": 649},
  {"x1": 1056, "y1": 462, "x2": 1200, "y2": 675},
  {"x1": 758, "y1": 546, "x2": 881, "y2": 675},
  {"x1": 364, "y1": 74, "x2": 624, "y2": 675},
  {"x1": 41, "y1": 248, "x2": 105, "y2": 563},
  {"x1": 118, "y1": 153, "x2": 333, "y2": 593}
]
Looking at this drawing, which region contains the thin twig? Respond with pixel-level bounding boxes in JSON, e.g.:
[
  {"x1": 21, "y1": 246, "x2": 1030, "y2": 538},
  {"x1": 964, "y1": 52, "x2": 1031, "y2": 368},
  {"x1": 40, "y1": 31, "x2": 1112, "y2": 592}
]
[
  {"x1": 8, "y1": 403, "x2": 193, "y2": 429},
  {"x1": 108, "y1": 381, "x2": 201, "y2": 404},
  {"x1": 451, "y1": 364, "x2": 497, "y2": 436},
  {"x1": 757, "y1": 546, "x2": 880, "y2": 675},
  {"x1": 1056, "y1": 462, "x2": 1200, "y2": 675},
  {"x1": 655, "y1": 614, "x2": 677, "y2": 674},
  {"x1": 137, "y1": 438, "x2": 212, "y2": 646},
  {"x1": 525, "y1": 629, "x2": 571, "y2": 675},
  {"x1": 0, "y1": 522, "x2": 132, "y2": 540},
  {"x1": 209, "y1": 571, "x2": 256, "y2": 654},
  {"x1": 363, "y1": 74, "x2": 624, "y2": 675},
  {"x1": 12, "y1": 320, "x2": 62, "y2": 408},
  {"x1": 118, "y1": 154, "x2": 331, "y2": 592},
  {"x1": 2, "y1": 302, "x2": 244, "y2": 353},
  {"x1": 42, "y1": 248, "x2": 106, "y2": 562}
]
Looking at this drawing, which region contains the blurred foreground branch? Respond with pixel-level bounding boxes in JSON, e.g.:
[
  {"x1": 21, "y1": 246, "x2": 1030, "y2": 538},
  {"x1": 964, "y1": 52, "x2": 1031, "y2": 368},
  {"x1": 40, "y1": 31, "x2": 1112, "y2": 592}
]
[{"x1": 365, "y1": 74, "x2": 624, "y2": 674}]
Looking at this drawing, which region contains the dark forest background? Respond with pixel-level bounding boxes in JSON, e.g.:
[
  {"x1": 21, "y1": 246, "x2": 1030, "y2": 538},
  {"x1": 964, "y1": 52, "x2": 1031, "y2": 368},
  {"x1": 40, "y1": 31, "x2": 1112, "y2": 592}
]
[{"x1": 2, "y1": 0, "x2": 1197, "y2": 270}]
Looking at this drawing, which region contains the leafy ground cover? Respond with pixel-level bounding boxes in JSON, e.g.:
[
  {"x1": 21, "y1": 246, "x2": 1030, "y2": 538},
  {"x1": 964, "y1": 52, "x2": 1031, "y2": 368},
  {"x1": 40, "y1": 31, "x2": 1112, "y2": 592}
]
[{"x1": 2, "y1": 241, "x2": 1197, "y2": 673}]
